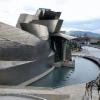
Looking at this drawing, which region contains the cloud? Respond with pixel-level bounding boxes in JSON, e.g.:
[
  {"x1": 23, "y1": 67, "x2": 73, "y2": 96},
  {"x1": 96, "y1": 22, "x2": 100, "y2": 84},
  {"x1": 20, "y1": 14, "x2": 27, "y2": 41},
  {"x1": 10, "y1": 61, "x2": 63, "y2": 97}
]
[
  {"x1": 0, "y1": 0, "x2": 100, "y2": 34},
  {"x1": 63, "y1": 19, "x2": 100, "y2": 33}
]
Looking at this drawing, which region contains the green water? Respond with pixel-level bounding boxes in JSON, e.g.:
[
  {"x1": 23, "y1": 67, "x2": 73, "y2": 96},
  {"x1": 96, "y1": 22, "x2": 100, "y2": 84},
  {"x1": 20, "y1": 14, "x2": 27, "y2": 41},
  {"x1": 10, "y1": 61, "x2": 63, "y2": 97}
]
[{"x1": 30, "y1": 57, "x2": 100, "y2": 88}]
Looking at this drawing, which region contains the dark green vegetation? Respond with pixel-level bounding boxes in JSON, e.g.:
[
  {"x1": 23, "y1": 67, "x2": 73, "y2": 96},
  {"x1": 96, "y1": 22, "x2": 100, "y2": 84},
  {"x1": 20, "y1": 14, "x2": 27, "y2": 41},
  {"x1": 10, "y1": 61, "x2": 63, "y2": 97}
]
[
  {"x1": 66, "y1": 41, "x2": 81, "y2": 51},
  {"x1": 96, "y1": 41, "x2": 100, "y2": 45}
]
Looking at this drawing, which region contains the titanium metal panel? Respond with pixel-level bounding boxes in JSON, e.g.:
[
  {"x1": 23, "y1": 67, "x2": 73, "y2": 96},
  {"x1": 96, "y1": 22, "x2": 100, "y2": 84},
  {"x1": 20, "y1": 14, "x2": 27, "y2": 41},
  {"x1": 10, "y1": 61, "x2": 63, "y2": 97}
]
[
  {"x1": 36, "y1": 8, "x2": 61, "y2": 19},
  {"x1": 55, "y1": 20, "x2": 63, "y2": 33},
  {"x1": 54, "y1": 32, "x2": 77, "y2": 40},
  {"x1": 21, "y1": 23, "x2": 49, "y2": 40},
  {"x1": 0, "y1": 22, "x2": 41, "y2": 46},
  {"x1": 16, "y1": 14, "x2": 38, "y2": 28},
  {"x1": 0, "y1": 38, "x2": 50, "y2": 60},
  {"x1": 0, "y1": 53, "x2": 54, "y2": 85},
  {"x1": 30, "y1": 20, "x2": 63, "y2": 33},
  {"x1": 0, "y1": 22, "x2": 50, "y2": 60}
]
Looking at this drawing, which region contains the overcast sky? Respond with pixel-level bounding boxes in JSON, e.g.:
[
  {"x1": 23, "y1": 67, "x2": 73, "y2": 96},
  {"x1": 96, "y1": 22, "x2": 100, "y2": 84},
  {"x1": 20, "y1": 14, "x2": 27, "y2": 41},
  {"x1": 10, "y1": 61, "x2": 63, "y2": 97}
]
[{"x1": 0, "y1": 0, "x2": 100, "y2": 33}]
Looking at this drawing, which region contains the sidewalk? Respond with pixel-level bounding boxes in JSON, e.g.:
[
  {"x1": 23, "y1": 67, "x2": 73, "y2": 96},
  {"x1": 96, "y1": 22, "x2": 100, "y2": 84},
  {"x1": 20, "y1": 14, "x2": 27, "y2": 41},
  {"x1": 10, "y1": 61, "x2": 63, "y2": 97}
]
[{"x1": 0, "y1": 84, "x2": 99, "y2": 100}]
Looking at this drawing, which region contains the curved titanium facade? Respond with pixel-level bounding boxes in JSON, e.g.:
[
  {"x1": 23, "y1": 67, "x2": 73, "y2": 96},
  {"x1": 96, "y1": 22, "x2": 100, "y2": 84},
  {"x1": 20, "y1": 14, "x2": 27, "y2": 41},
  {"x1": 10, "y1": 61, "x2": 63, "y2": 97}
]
[
  {"x1": 0, "y1": 8, "x2": 68, "y2": 85},
  {"x1": 31, "y1": 20, "x2": 63, "y2": 33},
  {"x1": 0, "y1": 22, "x2": 41, "y2": 46},
  {"x1": 21, "y1": 23, "x2": 49, "y2": 40},
  {"x1": 0, "y1": 18, "x2": 54, "y2": 85},
  {"x1": 0, "y1": 39, "x2": 50, "y2": 60},
  {"x1": 0, "y1": 22, "x2": 50, "y2": 60},
  {"x1": 0, "y1": 53, "x2": 54, "y2": 85},
  {"x1": 16, "y1": 14, "x2": 38, "y2": 28},
  {"x1": 35, "y1": 8, "x2": 61, "y2": 19}
]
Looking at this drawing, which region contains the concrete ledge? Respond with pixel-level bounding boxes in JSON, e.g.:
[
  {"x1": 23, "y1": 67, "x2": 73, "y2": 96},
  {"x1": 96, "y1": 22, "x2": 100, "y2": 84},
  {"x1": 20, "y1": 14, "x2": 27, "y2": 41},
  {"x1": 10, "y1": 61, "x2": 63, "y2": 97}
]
[
  {"x1": 54, "y1": 61, "x2": 75, "y2": 68},
  {"x1": 18, "y1": 66, "x2": 55, "y2": 86},
  {"x1": 82, "y1": 56, "x2": 100, "y2": 68},
  {"x1": 0, "y1": 83, "x2": 99, "y2": 100},
  {"x1": 0, "y1": 94, "x2": 46, "y2": 100},
  {"x1": 72, "y1": 54, "x2": 100, "y2": 68}
]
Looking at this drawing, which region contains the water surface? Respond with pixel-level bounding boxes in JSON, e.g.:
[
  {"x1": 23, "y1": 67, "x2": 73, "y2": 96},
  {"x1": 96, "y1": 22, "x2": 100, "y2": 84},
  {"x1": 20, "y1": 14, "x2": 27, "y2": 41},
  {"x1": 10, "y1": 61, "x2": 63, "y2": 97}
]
[{"x1": 30, "y1": 56, "x2": 100, "y2": 87}]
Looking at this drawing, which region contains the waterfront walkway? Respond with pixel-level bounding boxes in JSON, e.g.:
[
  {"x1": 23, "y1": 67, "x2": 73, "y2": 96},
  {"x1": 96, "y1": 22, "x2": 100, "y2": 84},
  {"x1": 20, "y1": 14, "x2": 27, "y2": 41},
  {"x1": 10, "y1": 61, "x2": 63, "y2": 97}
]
[
  {"x1": 0, "y1": 46, "x2": 99, "y2": 100},
  {"x1": 72, "y1": 47, "x2": 100, "y2": 67},
  {"x1": 0, "y1": 84, "x2": 99, "y2": 100}
]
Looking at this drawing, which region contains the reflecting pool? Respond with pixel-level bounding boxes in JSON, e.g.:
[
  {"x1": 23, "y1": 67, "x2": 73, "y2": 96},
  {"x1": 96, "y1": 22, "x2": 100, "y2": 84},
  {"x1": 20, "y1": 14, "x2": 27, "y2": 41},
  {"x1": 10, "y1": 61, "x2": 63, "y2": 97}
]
[{"x1": 30, "y1": 56, "x2": 100, "y2": 88}]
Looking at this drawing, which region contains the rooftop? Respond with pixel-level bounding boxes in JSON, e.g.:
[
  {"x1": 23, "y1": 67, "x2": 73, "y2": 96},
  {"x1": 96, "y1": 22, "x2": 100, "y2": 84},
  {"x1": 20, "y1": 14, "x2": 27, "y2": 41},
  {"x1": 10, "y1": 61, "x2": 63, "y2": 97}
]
[{"x1": 54, "y1": 32, "x2": 77, "y2": 40}]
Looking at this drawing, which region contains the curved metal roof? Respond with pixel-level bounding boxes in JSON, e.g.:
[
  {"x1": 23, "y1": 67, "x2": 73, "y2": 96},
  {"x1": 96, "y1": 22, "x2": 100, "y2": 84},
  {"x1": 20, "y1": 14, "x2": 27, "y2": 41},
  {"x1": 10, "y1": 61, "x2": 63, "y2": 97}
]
[
  {"x1": 54, "y1": 32, "x2": 77, "y2": 40},
  {"x1": 0, "y1": 22, "x2": 41, "y2": 46},
  {"x1": 21, "y1": 23, "x2": 49, "y2": 40}
]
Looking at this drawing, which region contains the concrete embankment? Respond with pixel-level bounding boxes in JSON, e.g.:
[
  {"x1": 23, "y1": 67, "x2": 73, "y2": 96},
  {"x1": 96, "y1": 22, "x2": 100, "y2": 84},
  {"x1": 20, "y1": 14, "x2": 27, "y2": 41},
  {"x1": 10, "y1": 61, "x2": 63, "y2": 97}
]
[
  {"x1": 72, "y1": 49, "x2": 100, "y2": 68},
  {"x1": 83, "y1": 56, "x2": 100, "y2": 68},
  {"x1": 0, "y1": 83, "x2": 99, "y2": 100},
  {"x1": 88, "y1": 45, "x2": 100, "y2": 49},
  {"x1": 73, "y1": 54, "x2": 100, "y2": 68}
]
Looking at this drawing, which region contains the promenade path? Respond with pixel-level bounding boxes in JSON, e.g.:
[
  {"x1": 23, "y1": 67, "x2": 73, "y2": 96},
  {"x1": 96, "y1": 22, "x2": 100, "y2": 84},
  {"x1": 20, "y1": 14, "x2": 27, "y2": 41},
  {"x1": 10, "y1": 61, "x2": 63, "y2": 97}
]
[
  {"x1": 72, "y1": 46, "x2": 100, "y2": 67},
  {"x1": 0, "y1": 84, "x2": 99, "y2": 100},
  {"x1": 0, "y1": 46, "x2": 99, "y2": 100},
  {"x1": 82, "y1": 46, "x2": 100, "y2": 58}
]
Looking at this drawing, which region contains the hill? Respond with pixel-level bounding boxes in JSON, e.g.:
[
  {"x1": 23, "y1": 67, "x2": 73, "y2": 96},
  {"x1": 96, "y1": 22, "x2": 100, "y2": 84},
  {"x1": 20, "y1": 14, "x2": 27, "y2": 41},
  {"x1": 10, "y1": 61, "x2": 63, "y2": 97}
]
[{"x1": 68, "y1": 31, "x2": 100, "y2": 38}]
